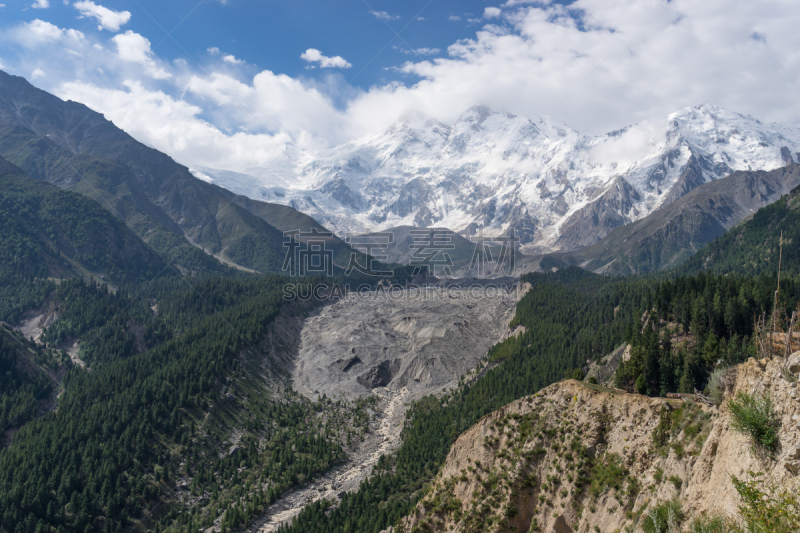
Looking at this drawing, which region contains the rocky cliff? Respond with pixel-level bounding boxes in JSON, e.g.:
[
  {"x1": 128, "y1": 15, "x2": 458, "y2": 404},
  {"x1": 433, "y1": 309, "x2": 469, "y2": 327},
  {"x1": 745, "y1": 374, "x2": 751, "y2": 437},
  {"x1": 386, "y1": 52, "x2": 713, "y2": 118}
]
[{"x1": 394, "y1": 353, "x2": 800, "y2": 533}]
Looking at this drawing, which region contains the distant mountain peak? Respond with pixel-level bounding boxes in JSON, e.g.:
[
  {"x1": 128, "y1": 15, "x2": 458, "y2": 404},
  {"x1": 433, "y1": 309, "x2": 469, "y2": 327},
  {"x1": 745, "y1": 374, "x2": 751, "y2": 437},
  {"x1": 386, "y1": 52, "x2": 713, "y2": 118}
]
[{"x1": 179, "y1": 103, "x2": 800, "y2": 253}]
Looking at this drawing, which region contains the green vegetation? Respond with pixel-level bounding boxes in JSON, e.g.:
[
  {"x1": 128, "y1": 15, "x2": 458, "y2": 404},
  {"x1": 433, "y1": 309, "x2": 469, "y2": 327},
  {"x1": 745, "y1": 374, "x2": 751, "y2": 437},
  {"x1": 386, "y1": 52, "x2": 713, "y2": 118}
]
[
  {"x1": 0, "y1": 124, "x2": 797, "y2": 532},
  {"x1": 282, "y1": 266, "x2": 798, "y2": 533},
  {"x1": 642, "y1": 499, "x2": 683, "y2": 533},
  {"x1": 0, "y1": 325, "x2": 65, "y2": 432},
  {"x1": 0, "y1": 276, "x2": 350, "y2": 533},
  {"x1": 727, "y1": 392, "x2": 779, "y2": 452},
  {"x1": 686, "y1": 515, "x2": 727, "y2": 533},
  {"x1": 682, "y1": 184, "x2": 800, "y2": 277},
  {"x1": 651, "y1": 402, "x2": 713, "y2": 460},
  {"x1": 668, "y1": 476, "x2": 683, "y2": 490},
  {"x1": 589, "y1": 454, "x2": 627, "y2": 498},
  {"x1": 614, "y1": 272, "x2": 799, "y2": 397},
  {"x1": 0, "y1": 158, "x2": 172, "y2": 286},
  {"x1": 730, "y1": 472, "x2": 800, "y2": 533}
]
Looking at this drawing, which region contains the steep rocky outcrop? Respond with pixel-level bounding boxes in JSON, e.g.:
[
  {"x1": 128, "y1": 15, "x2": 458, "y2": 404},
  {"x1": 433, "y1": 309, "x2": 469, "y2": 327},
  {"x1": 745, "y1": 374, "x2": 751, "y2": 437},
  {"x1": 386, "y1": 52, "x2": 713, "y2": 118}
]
[
  {"x1": 396, "y1": 354, "x2": 800, "y2": 533},
  {"x1": 555, "y1": 177, "x2": 640, "y2": 251}
]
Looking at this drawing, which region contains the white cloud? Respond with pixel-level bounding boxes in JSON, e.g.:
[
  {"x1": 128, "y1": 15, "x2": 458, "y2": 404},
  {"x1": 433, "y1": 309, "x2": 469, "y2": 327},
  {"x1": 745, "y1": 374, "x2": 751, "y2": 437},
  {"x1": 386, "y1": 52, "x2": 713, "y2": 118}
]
[
  {"x1": 300, "y1": 48, "x2": 352, "y2": 69},
  {"x1": 74, "y1": 1, "x2": 131, "y2": 31},
  {"x1": 32, "y1": 0, "x2": 49, "y2": 8},
  {"x1": 369, "y1": 10, "x2": 399, "y2": 21},
  {"x1": 448, "y1": 15, "x2": 461, "y2": 21},
  {"x1": 4, "y1": 0, "x2": 800, "y2": 178},
  {"x1": 222, "y1": 54, "x2": 242, "y2": 64},
  {"x1": 112, "y1": 30, "x2": 151, "y2": 62},
  {"x1": 56, "y1": 76, "x2": 337, "y2": 173},
  {"x1": 31, "y1": 67, "x2": 45, "y2": 79},
  {"x1": 395, "y1": 46, "x2": 441, "y2": 56},
  {"x1": 207, "y1": 47, "x2": 220, "y2": 55},
  {"x1": 484, "y1": 7, "x2": 503, "y2": 18},
  {"x1": 111, "y1": 30, "x2": 170, "y2": 78},
  {"x1": 11, "y1": 19, "x2": 85, "y2": 47},
  {"x1": 341, "y1": 0, "x2": 800, "y2": 135}
]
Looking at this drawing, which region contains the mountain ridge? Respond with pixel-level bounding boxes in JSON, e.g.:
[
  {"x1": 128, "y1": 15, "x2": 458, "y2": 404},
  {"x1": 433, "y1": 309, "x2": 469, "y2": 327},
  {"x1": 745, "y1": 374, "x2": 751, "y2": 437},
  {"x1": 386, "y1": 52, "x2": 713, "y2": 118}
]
[
  {"x1": 0, "y1": 70, "x2": 361, "y2": 275},
  {"x1": 552, "y1": 163, "x2": 800, "y2": 275},
  {"x1": 197, "y1": 103, "x2": 800, "y2": 255},
  {"x1": 0, "y1": 155, "x2": 171, "y2": 286}
]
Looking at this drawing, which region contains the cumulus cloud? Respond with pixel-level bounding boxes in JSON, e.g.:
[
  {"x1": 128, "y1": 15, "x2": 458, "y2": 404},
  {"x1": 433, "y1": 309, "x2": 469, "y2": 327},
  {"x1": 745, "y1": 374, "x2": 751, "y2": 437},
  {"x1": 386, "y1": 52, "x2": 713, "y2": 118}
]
[
  {"x1": 484, "y1": 7, "x2": 502, "y2": 18},
  {"x1": 31, "y1": 67, "x2": 45, "y2": 79},
  {"x1": 222, "y1": 54, "x2": 242, "y2": 64},
  {"x1": 369, "y1": 10, "x2": 399, "y2": 21},
  {"x1": 32, "y1": 0, "x2": 49, "y2": 8},
  {"x1": 300, "y1": 48, "x2": 352, "y2": 69},
  {"x1": 74, "y1": 1, "x2": 131, "y2": 31},
  {"x1": 3, "y1": 0, "x2": 800, "y2": 177},
  {"x1": 344, "y1": 0, "x2": 800, "y2": 135},
  {"x1": 111, "y1": 30, "x2": 170, "y2": 78},
  {"x1": 56, "y1": 75, "x2": 339, "y2": 174},
  {"x1": 112, "y1": 30, "x2": 151, "y2": 62},
  {"x1": 207, "y1": 46, "x2": 220, "y2": 55}
]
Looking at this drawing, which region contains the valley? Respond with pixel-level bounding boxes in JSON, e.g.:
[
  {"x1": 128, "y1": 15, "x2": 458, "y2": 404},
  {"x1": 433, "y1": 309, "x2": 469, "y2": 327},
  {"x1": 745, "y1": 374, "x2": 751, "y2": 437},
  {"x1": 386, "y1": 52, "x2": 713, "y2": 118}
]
[
  {"x1": 250, "y1": 281, "x2": 522, "y2": 531},
  {"x1": 1, "y1": 54, "x2": 800, "y2": 533}
]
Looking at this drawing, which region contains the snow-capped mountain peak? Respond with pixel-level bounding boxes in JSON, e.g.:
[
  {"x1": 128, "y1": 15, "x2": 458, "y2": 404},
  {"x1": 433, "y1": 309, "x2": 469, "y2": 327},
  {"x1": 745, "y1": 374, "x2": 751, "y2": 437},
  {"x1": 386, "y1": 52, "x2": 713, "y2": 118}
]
[{"x1": 193, "y1": 104, "x2": 800, "y2": 252}]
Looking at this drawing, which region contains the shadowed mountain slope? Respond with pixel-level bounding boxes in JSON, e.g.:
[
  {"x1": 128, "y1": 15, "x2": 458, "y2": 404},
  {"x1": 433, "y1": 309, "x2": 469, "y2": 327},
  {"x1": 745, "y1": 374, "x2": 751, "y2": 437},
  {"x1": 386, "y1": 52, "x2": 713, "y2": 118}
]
[
  {"x1": 553, "y1": 163, "x2": 800, "y2": 275},
  {"x1": 0, "y1": 70, "x2": 356, "y2": 274}
]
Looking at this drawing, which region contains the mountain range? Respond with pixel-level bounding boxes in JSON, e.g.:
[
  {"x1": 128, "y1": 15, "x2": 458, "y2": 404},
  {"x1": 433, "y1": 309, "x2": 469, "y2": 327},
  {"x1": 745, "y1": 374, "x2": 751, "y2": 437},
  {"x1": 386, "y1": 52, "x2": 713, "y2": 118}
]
[
  {"x1": 4, "y1": 68, "x2": 799, "y2": 279},
  {"x1": 553, "y1": 163, "x2": 800, "y2": 275},
  {"x1": 196, "y1": 104, "x2": 800, "y2": 256},
  {"x1": 0, "y1": 70, "x2": 359, "y2": 275},
  {"x1": 2, "y1": 70, "x2": 800, "y2": 533}
]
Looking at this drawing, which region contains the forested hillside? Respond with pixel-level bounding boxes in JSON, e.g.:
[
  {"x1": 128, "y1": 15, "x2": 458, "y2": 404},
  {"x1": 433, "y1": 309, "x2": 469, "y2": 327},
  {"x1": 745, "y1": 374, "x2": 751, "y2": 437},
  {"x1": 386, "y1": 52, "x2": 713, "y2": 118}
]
[
  {"x1": 0, "y1": 156, "x2": 171, "y2": 287},
  {"x1": 0, "y1": 276, "x2": 354, "y2": 533},
  {"x1": 0, "y1": 323, "x2": 66, "y2": 438},
  {"x1": 680, "y1": 184, "x2": 800, "y2": 276},
  {"x1": 282, "y1": 266, "x2": 799, "y2": 533}
]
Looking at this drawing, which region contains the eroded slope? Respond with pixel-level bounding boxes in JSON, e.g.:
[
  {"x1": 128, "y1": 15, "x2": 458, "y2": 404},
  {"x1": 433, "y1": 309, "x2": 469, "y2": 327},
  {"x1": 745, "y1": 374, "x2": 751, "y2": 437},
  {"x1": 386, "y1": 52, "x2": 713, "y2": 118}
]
[{"x1": 396, "y1": 355, "x2": 800, "y2": 533}]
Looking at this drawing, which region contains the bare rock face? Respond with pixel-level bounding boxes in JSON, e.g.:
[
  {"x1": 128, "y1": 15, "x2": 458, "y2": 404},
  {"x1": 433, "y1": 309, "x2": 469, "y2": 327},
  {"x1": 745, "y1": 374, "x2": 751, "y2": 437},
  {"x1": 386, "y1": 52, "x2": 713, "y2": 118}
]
[
  {"x1": 788, "y1": 350, "x2": 800, "y2": 374},
  {"x1": 397, "y1": 356, "x2": 800, "y2": 533}
]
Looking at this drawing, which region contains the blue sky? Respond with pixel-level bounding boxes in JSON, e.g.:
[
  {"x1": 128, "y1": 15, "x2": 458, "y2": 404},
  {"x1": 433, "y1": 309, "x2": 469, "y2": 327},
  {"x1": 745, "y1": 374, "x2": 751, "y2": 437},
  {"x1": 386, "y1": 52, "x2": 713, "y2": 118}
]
[
  {"x1": 2, "y1": 0, "x2": 546, "y2": 91},
  {"x1": 0, "y1": 0, "x2": 798, "y2": 176}
]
